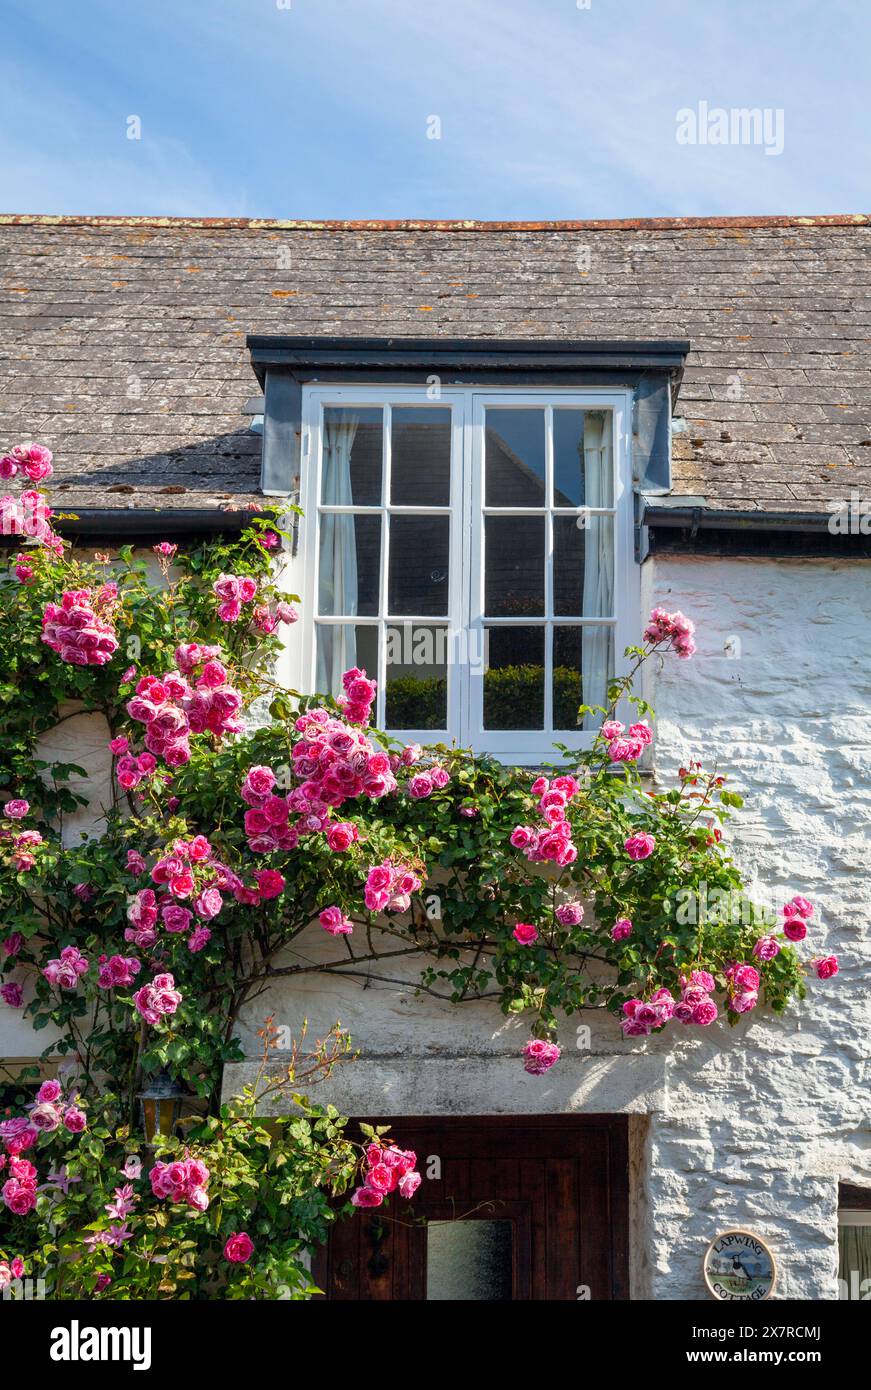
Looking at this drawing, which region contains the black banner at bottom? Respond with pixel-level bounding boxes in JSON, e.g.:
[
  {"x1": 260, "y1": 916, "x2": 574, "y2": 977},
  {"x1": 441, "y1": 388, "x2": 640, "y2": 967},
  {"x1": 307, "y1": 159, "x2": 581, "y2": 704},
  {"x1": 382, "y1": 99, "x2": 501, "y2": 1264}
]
[{"x1": 0, "y1": 1294, "x2": 863, "y2": 1374}]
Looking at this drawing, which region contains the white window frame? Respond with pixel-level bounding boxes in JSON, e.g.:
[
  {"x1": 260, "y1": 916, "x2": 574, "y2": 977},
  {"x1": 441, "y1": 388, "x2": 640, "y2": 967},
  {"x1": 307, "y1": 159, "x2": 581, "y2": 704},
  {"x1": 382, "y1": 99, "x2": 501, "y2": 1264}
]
[{"x1": 297, "y1": 384, "x2": 638, "y2": 763}]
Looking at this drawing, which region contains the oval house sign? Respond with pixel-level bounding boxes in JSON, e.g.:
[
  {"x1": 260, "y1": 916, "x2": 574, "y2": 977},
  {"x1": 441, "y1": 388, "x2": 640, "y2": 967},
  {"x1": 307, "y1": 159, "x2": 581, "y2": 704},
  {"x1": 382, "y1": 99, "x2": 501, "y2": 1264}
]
[{"x1": 703, "y1": 1229, "x2": 776, "y2": 1301}]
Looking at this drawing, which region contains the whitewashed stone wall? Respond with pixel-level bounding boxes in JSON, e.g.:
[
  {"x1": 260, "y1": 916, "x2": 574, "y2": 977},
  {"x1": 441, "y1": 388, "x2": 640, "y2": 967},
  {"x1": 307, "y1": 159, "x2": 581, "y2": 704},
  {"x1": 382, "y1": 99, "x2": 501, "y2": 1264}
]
[{"x1": 227, "y1": 553, "x2": 871, "y2": 1300}]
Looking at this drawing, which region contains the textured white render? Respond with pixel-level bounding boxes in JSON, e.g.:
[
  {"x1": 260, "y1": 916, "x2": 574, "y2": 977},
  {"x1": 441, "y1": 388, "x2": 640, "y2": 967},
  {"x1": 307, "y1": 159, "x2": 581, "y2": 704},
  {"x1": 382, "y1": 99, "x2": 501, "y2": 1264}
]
[{"x1": 226, "y1": 553, "x2": 871, "y2": 1299}]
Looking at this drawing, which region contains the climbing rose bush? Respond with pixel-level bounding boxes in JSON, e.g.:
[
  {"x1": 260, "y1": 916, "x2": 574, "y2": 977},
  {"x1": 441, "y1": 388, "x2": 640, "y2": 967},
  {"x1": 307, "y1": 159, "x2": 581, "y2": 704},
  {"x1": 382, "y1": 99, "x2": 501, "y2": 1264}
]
[{"x1": 0, "y1": 443, "x2": 838, "y2": 1297}]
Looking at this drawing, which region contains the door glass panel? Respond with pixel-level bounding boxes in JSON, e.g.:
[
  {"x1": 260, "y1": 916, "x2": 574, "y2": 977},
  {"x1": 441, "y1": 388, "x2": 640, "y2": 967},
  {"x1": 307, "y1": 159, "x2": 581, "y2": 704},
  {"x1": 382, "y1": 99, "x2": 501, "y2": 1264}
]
[
  {"x1": 426, "y1": 1220, "x2": 513, "y2": 1301},
  {"x1": 485, "y1": 515, "x2": 545, "y2": 616},
  {"x1": 553, "y1": 407, "x2": 613, "y2": 508},
  {"x1": 484, "y1": 626, "x2": 544, "y2": 730},
  {"x1": 553, "y1": 515, "x2": 614, "y2": 616},
  {"x1": 391, "y1": 407, "x2": 451, "y2": 506},
  {"x1": 318, "y1": 514, "x2": 380, "y2": 615},
  {"x1": 321, "y1": 407, "x2": 383, "y2": 506},
  {"x1": 388, "y1": 515, "x2": 450, "y2": 616},
  {"x1": 485, "y1": 409, "x2": 546, "y2": 506},
  {"x1": 385, "y1": 623, "x2": 448, "y2": 729},
  {"x1": 315, "y1": 624, "x2": 378, "y2": 702}
]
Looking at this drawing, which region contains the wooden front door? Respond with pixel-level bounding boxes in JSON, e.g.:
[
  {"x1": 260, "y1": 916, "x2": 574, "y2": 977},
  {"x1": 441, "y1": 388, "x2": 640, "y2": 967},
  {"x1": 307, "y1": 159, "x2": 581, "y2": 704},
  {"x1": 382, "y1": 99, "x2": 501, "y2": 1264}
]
[{"x1": 314, "y1": 1115, "x2": 629, "y2": 1301}]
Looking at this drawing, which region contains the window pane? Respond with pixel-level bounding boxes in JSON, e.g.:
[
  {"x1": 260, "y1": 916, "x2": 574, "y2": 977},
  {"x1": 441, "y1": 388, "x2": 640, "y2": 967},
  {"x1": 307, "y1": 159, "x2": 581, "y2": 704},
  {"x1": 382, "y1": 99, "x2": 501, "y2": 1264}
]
[
  {"x1": 391, "y1": 407, "x2": 451, "y2": 506},
  {"x1": 484, "y1": 626, "x2": 544, "y2": 730},
  {"x1": 318, "y1": 514, "x2": 380, "y2": 616},
  {"x1": 485, "y1": 408, "x2": 546, "y2": 506},
  {"x1": 553, "y1": 625, "x2": 613, "y2": 728},
  {"x1": 426, "y1": 1220, "x2": 513, "y2": 1301},
  {"x1": 485, "y1": 515, "x2": 544, "y2": 616},
  {"x1": 839, "y1": 1223, "x2": 871, "y2": 1300},
  {"x1": 315, "y1": 624, "x2": 378, "y2": 701},
  {"x1": 388, "y1": 515, "x2": 450, "y2": 616},
  {"x1": 553, "y1": 408, "x2": 613, "y2": 508},
  {"x1": 322, "y1": 405, "x2": 383, "y2": 508},
  {"x1": 385, "y1": 623, "x2": 448, "y2": 729},
  {"x1": 321, "y1": 407, "x2": 383, "y2": 506},
  {"x1": 553, "y1": 515, "x2": 614, "y2": 616}
]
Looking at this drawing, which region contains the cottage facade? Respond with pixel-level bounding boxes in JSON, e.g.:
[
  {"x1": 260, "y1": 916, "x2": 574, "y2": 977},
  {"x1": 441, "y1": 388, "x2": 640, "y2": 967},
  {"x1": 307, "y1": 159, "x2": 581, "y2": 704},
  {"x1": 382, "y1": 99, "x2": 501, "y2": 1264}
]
[{"x1": 1, "y1": 214, "x2": 869, "y2": 1299}]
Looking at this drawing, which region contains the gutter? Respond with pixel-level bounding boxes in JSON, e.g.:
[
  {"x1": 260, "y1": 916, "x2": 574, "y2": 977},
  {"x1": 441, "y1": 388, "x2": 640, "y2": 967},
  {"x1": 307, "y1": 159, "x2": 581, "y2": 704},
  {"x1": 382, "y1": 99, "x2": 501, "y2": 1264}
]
[
  {"x1": 636, "y1": 497, "x2": 869, "y2": 560},
  {"x1": 50, "y1": 508, "x2": 268, "y2": 539},
  {"x1": 642, "y1": 503, "x2": 836, "y2": 534}
]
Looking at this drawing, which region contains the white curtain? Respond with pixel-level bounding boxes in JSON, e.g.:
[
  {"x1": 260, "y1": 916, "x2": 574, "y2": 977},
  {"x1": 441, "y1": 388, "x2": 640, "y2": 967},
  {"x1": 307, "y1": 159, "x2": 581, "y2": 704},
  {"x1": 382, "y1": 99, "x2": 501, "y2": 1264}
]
[
  {"x1": 317, "y1": 414, "x2": 359, "y2": 696},
  {"x1": 839, "y1": 1224, "x2": 871, "y2": 1298},
  {"x1": 581, "y1": 411, "x2": 614, "y2": 730}
]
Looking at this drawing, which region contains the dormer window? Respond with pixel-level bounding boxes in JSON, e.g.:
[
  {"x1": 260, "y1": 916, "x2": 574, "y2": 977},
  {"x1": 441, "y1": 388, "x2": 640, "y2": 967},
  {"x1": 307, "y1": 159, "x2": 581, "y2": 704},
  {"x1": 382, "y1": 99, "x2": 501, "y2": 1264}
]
[{"x1": 248, "y1": 337, "x2": 687, "y2": 763}]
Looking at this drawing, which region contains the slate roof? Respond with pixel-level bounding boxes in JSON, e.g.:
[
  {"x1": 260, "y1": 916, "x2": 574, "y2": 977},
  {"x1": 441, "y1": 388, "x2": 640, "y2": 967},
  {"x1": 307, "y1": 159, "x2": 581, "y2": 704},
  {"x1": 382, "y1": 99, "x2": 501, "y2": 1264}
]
[{"x1": 0, "y1": 214, "x2": 868, "y2": 516}]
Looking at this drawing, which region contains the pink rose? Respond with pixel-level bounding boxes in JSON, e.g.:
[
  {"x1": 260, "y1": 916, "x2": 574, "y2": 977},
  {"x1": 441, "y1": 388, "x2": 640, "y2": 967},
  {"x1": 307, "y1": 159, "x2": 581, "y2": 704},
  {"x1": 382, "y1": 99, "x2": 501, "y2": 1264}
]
[
  {"x1": 555, "y1": 902, "x2": 584, "y2": 927},
  {"x1": 624, "y1": 832, "x2": 656, "y2": 861},
  {"x1": 610, "y1": 918, "x2": 633, "y2": 941},
  {"x1": 753, "y1": 936, "x2": 780, "y2": 961},
  {"x1": 398, "y1": 1171, "x2": 422, "y2": 1200},
  {"x1": 224, "y1": 1231, "x2": 255, "y2": 1264},
  {"x1": 213, "y1": 574, "x2": 240, "y2": 601},
  {"x1": 351, "y1": 1186, "x2": 383, "y2": 1208},
  {"x1": 63, "y1": 1106, "x2": 87, "y2": 1133},
  {"x1": 521, "y1": 1039, "x2": 561, "y2": 1075},
  {"x1": 692, "y1": 998, "x2": 718, "y2": 1026},
  {"x1": 512, "y1": 922, "x2": 539, "y2": 945},
  {"x1": 3, "y1": 800, "x2": 29, "y2": 820},
  {"x1": 319, "y1": 906, "x2": 353, "y2": 936},
  {"x1": 162, "y1": 904, "x2": 193, "y2": 934},
  {"x1": 786, "y1": 895, "x2": 814, "y2": 919},
  {"x1": 326, "y1": 821, "x2": 358, "y2": 852},
  {"x1": 783, "y1": 918, "x2": 807, "y2": 942},
  {"x1": 407, "y1": 772, "x2": 434, "y2": 800},
  {"x1": 29, "y1": 1102, "x2": 62, "y2": 1132},
  {"x1": 730, "y1": 991, "x2": 758, "y2": 1014},
  {"x1": 726, "y1": 963, "x2": 760, "y2": 992},
  {"x1": 510, "y1": 825, "x2": 537, "y2": 850},
  {"x1": 36, "y1": 1079, "x2": 62, "y2": 1103},
  {"x1": 815, "y1": 955, "x2": 839, "y2": 980},
  {"x1": 193, "y1": 888, "x2": 223, "y2": 920},
  {"x1": 255, "y1": 870, "x2": 285, "y2": 900}
]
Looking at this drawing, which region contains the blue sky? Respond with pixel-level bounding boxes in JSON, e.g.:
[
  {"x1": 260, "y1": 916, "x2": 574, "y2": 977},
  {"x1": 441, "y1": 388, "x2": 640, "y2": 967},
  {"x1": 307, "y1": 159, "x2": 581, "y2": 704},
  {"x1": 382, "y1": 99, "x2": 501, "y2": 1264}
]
[{"x1": 0, "y1": 0, "x2": 867, "y2": 218}]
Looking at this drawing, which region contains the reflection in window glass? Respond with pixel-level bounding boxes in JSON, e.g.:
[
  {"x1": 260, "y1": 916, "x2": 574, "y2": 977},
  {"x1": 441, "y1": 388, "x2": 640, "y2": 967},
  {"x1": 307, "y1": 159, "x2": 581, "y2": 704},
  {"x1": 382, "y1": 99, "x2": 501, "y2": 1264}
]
[
  {"x1": 315, "y1": 625, "x2": 378, "y2": 703},
  {"x1": 385, "y1": 623, "x2": 448, "y2": 729},
  {"x1": 391, "y1": 407, "x2": 451, "y2": 506},
  {"x1": 484, "y1": 626, "x2": 544, "y2": 730},
  {"x1": 388, "y1": 515, "x2": 450, "y2": 616},
  {"x1": 426, "y1": 1220, "x2": 513, "y2": 1301},
  {"x1": 552, "y1": 625, "x2": 613, "y2": 728},
  {"x1": 485, "y1": 516, "x2": 545, "y2": 616},
  {"x1": 485, "y1": 409, "x2": 546, "y2": 506},
  {"x1": 553, "y1": 408, "x2": 613, "y2": 508}
]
